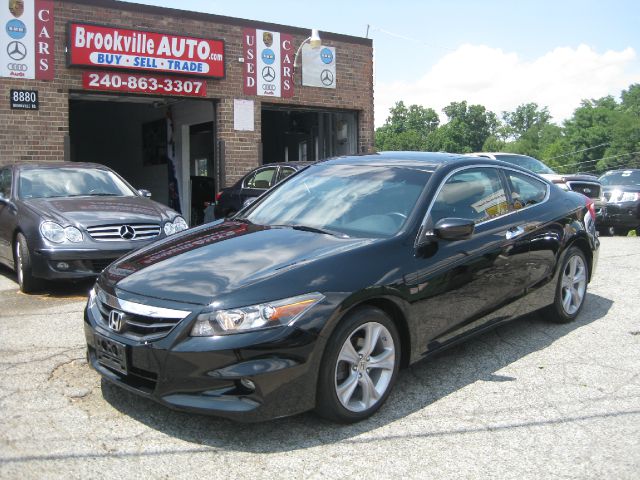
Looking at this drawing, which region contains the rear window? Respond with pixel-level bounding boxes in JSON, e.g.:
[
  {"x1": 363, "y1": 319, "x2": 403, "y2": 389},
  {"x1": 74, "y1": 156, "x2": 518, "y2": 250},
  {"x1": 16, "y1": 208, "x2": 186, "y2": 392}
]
[{"x1": 494, "y1": 155, "x2": 555, "y2": 175}]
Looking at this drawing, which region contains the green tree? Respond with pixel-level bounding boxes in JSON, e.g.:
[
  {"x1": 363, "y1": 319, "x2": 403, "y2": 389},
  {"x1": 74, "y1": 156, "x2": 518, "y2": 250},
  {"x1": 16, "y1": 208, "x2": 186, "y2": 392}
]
[
  {"x1": 428, "y1": 101, "x2": 499, "y2": 153},
  {"x1": 375, "y1": 101, "x2": 439, "y2": 151},
  {"x1": 501, "y1": 103, "x2": 552, "y2": 141}
]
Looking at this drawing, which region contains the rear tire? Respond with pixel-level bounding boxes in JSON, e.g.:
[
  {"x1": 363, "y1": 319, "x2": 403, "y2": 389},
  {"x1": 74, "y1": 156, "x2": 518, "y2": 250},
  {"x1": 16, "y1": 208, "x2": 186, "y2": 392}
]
[
  {"x1": 545, "y1": 247, "x2": 588, "y2": 324},
  {"x1": 315, "y1": 306, "x2": 400, "y2": 423},
  {"x1": 14, "y1": 233, "x2": 40, "y2": 294}
]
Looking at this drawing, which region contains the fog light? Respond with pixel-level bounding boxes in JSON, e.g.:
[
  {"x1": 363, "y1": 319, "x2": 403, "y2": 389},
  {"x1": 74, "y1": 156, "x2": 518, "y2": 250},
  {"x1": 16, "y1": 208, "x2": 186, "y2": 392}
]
[
  {"x1": 239, "y1": 378, "x2": 255, "y2": 391},
  {"x1": 56, "y1": 262, "x2": 70, "y2": 270}
]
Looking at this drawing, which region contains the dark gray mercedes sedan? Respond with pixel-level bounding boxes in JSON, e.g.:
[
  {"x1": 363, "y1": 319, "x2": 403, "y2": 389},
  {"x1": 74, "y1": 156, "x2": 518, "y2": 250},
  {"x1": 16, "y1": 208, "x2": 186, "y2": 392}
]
[{"x1": 0, "y1": 162, "x2": 188, "y2": 292}]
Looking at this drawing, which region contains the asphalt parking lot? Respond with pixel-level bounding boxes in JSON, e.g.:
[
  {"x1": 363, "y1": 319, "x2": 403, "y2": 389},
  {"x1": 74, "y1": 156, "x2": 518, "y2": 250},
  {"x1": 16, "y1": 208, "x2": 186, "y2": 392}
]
[{"x1": 0, "y1": 236, "x2": 638, "y2": 479}]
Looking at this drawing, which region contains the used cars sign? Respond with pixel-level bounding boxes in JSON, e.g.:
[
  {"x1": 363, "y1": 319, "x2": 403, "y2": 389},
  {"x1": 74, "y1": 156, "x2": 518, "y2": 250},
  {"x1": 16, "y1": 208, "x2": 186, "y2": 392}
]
[{"x1": 68, "y1": 23, "x2": 225, "y2": 78}]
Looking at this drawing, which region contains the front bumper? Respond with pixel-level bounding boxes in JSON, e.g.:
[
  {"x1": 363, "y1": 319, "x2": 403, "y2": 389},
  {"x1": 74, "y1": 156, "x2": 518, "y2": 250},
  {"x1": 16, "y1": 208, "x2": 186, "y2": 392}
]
[
  {"x1": 597, "y1": 201, "x2": 640, "y2": 229},
  {"x1": 84, "y1": 296, "x2": 323, "y2": 421},
  {"x1": 31, "y1": 241, "x2": 153, "y2": 280}
]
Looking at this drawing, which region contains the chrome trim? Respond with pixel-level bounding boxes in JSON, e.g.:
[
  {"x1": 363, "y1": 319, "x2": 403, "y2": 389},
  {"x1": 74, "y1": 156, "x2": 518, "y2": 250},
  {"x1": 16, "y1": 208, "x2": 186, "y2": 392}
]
[
  {"x1": 87, "y1": 224, "x2": 161, "y2": 242},
  {"x1": 416, "y1": 164, "x2": 551, "y2": 247},
  {"x1": 96, "y1": 288, "x2": 190, "y2": 319}
]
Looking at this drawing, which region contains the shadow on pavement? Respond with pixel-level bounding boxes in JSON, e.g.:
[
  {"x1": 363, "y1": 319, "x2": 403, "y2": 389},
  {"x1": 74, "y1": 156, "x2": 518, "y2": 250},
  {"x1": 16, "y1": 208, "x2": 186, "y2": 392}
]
[
  {"x1": 100, "y1": 291, "x2": 614, "y2": 454},
  {"x1": 0, "y1": 263, "x2": 94, "y2": 299}
]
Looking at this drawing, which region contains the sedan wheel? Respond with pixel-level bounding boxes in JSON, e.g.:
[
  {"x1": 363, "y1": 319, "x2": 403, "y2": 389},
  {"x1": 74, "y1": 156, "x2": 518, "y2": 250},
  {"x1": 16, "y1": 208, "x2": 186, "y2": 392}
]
[
  {"x1": 547, "y1": 247, "x2": 588, "y2": 323},
  {"x1": 316, "y1": 307, "x2": 400, "y2": 423},
  {"x1": 14, "y1": 233, "x2": 40, "y2": 294}
]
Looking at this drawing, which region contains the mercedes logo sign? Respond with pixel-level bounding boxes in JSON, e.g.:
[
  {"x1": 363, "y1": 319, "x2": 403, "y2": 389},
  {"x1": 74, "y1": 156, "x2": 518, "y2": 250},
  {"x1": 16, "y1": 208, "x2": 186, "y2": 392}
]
[
  {"x1": 262, "y1": 66, "x2": 276, "y2": 82},
  {"x1": 119, "y1": 225, "x2": 135, "y2": 240},
  {"x1": 7, "y1": 41, "x2": 27, "y2": 61},
  {"x1": 321, "y1": 69, "x2": 334, "y2": 86}
]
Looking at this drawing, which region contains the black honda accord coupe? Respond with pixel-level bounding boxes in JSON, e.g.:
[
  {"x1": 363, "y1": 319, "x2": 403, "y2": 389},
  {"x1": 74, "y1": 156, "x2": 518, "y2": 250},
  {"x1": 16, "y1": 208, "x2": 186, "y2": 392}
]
[
  {"x1": 0, "y1": 162, "x2": 188, "y2": 293},
  {"x1": 84, "y1": 152, "x2": 599, "y2": 423}
]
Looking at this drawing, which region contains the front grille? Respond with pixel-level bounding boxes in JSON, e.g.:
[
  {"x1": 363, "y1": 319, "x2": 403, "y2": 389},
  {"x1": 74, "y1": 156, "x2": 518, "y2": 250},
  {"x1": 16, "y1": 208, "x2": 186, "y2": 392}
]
[
  {"x1": 95, "y1": 288, "x2": 190, "y2": 342},
  {"x1": 567, "y1": 181, "x2": 601, "y2": 199},
  {"x1": 87, "y1": 223, "x2": 161, "y2": 241}
]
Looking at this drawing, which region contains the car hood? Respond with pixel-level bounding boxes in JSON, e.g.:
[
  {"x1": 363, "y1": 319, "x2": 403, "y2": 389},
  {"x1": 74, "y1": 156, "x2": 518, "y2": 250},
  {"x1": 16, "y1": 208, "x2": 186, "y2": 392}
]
[
  {"x1": 100, "y1": 221, "x2": 372, "y2": 306},
  {"x1": 602, "y1": 185, "x2": 640, "y2": 193},
  {"x1": 21, "y1": 196, "x2": 174, "y2": 226}
]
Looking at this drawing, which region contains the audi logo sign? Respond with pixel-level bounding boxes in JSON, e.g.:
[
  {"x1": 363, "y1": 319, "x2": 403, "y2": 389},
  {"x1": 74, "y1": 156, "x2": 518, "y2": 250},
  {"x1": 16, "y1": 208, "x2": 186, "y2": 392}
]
[{"x1": 8, "y1": 63, "x2": 28, "y2": 72}]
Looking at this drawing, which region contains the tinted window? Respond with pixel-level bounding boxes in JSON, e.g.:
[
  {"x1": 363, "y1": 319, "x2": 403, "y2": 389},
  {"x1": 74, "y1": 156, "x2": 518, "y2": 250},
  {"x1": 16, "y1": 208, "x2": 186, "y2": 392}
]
[
  {"x1": 431, "y1": 168, "x2": 509, "y2": 225},
  {"x1": 495, "y1": 154, "x2": 555, "y2": 175},
  {"x1": 244, "y1": 167, "x2": 277, "y2": 189},
  {"x1": 599, "y1": 170, "x2": 640, "y2": 187},
  {"x1": 243, "y1": 164, "x2": 431, "y2": 238},
  {"x1": 278, "y1": 167, "x2": 296, "y2": 183},
  {"x1": 0, "y1": 168, "x2": 10, "y2": 198},
  {"x1": 507, "y1": 171, "x2": 548, "y2": 209}
]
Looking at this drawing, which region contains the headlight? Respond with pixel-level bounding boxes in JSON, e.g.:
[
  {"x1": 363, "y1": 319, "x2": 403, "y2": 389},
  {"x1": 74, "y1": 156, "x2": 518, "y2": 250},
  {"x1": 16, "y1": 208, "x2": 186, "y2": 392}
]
[
  {"x1": 163, "y1": 221, "x2": 176, "y2": 236},
  {"x1": 64, "y1": 226, "x2": 83, "y2": 242},
  {"x1": 173, "y1": 216, "x2": 188, "y2": 232},
  {"x1": 620, "y1": 192, "x2": 640, "y2": 202},
  {"x1": 40, "y1": 221, "x2": 65, "y2": 243},
  {"x1": 191, "y1": 293, "x2": 325, "y2": 336}
]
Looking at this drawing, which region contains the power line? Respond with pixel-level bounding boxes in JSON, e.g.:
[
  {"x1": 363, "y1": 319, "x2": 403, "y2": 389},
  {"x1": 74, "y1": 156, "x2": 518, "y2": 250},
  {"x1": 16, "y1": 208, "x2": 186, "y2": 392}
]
[
  {"x1": 545, "y1": 142, "x2": 610, "y2": 161},
  {"x1": 554, "y1": 150, "x2": 640, "y2": 171}
]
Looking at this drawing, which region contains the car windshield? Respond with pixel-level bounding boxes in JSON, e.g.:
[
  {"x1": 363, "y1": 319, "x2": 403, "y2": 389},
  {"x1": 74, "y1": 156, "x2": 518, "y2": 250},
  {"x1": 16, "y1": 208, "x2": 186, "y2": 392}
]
[
  {"x1": 241, "y1": 163, "x2": 431, "y2": 238},
  {"x1": 495, "y1": 155, "x2": 555, "y2": 175},
  {"x1": 18, "y1": 167, "x2": 136, "y2": 200},
  {"x1": 599, "y1": 170, "x2": 640, "y2": 187}
]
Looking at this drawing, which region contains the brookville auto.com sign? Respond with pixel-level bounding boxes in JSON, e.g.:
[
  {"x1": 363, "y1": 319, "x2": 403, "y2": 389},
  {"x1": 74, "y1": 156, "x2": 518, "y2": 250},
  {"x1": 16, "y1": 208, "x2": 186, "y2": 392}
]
[{"x1": 68, "y1": 23, "x2": 225, "y2": 78}]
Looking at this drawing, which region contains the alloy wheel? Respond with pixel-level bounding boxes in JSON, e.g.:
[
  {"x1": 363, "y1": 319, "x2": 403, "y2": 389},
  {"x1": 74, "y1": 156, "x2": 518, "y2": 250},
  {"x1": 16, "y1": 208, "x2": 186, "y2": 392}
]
[
  {"x1": 15, "y1": 242, "x2": 23, "y2": 287},
  {"x1": 560, "y1": 254, "x2": 587, "y2": 315},
  {"x1": 334, "y1": 321, "x2": 396, "y2": 412}
]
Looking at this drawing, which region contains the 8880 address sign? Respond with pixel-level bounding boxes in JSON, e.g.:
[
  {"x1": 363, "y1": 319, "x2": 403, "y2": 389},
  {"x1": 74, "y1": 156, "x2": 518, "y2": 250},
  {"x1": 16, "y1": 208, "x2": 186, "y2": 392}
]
[{"x1": 82, "y1": 71, "x2": 207, "y2": 97}]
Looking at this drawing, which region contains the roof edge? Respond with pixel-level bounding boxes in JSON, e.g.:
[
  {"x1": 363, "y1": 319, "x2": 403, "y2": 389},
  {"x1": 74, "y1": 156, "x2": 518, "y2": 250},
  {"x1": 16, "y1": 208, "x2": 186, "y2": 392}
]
[{"x1": 59, "y1": 0, "x2": 373, "y2": 46}]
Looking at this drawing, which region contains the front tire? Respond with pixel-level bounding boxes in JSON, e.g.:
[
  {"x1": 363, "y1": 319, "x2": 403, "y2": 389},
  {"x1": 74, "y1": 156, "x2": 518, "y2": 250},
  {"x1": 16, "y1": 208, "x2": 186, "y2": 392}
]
[
  {"x1": 315, "y1": 306, "x2": 400, "y2": 423},
  {"x1": 546, "y1": 246, "x2": 588, "y2": 323},
  {"x1": 14, "y1": 233, "x2": 40, "y2": 294}
]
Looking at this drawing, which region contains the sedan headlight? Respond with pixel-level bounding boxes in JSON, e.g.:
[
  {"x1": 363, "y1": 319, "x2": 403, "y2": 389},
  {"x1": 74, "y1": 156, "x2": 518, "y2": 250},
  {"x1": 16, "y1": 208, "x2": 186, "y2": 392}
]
[
  {"x1": 40, "y1": 222, "x2": 84, "y2": 243},
  {"x1": 164, "y1": 216, "x2": 188, "y2": 236},
  {"x1": 40, "y1": 221, "x2": 65, "y2": 243},
  {"x1": 620, "y1": 192, "x2": 640, "y2": 202},
  {"x1": 173, "y1": 216, "x2": 188, "y2": 232},
  {"x1": 191, "y1": 293, "x2": 325, "y2": 336}
]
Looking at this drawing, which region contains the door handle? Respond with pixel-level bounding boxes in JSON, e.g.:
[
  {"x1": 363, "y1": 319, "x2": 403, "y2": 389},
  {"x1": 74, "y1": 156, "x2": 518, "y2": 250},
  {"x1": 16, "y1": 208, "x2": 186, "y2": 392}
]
[{"x1": 506, "y1": 225, "x2": 526, "y2": 240}]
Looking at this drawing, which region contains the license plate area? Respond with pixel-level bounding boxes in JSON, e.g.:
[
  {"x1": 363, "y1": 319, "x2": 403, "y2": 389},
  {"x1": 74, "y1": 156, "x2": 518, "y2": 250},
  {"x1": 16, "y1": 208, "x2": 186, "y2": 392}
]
[{"x1": 95, "y1": 333, "x2": 128, "y2": 375}]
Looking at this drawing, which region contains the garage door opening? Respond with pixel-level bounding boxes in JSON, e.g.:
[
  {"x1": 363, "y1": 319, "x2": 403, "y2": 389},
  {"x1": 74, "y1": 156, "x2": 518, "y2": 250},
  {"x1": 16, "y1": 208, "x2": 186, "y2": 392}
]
[
  {"x1": 68, "y1": 93, "x2": 216, "y2": 226},
  {"x1": 261, "y1": 108, "x2": 358, "y2": 164}
]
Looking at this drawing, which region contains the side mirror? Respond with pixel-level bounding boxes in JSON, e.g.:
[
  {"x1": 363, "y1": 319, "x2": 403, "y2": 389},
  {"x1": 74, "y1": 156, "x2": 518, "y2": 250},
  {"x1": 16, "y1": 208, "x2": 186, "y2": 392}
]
[
  {"x1": 434, "y1": 218, "x2": 475, "y2": 241},
  {"x1": 138, "y1": 189, "x2": 152, "y2": 198}
]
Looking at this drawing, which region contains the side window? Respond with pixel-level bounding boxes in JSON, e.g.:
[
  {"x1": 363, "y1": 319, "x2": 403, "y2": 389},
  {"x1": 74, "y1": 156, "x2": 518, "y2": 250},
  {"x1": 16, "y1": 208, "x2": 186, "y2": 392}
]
[
  {"x1": 430, "y1": 168, "x2": 509, "y2": 225},
  {"x1": 244, "y1": 167, "x2": 277, "y2": 189},
  {"x1": 507, "y1": 171, "x2": 547, "y2": 209},
  {"x1": 278, "y1": 167, "x2": 296, "y2": 183},
  {"x1": 0, "y1": 169, "x2": 11, "y2": 198}
]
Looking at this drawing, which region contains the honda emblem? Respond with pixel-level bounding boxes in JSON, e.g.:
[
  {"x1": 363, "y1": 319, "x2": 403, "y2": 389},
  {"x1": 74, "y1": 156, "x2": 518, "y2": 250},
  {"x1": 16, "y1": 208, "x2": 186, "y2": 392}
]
[{"x1": 108, "y1": 310, "x2": 125, "y2": 332}]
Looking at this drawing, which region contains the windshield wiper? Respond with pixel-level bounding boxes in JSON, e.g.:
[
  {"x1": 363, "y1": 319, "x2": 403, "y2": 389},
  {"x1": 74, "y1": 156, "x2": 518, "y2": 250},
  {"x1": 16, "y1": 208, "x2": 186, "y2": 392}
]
[
  {"x1": 273, "y1": 224, "x2": 349, "y2": 238},
  {"x1": 86, "y1": 193, "x2": 120, "y2": 196}
]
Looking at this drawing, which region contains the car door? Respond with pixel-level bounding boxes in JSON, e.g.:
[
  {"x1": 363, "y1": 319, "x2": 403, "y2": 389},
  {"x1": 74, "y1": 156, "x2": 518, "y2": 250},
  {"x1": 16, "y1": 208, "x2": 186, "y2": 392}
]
[
  {"x1": 238, "y1": 166, "x2": 279, "y2": 206},
  {"x1": 0, "y1": 167, "x2": 15, "y2": 264},
  {"x1": 405, "y1": 166, "x2": 531, "y2": 352}
]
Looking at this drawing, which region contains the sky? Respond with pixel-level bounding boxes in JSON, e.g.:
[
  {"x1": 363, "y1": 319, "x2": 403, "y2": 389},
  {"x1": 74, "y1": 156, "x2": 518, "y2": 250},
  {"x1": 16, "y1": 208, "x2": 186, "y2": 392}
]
[{"x1": 122, "y1": 0, "x2": 640, "y2": 127}]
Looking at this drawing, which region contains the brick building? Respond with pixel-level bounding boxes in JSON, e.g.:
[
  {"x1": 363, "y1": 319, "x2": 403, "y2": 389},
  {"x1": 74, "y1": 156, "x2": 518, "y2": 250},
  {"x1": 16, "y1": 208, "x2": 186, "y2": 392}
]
[{"x1": 0, "y1": 0, "x2": 374, "y2": 223}]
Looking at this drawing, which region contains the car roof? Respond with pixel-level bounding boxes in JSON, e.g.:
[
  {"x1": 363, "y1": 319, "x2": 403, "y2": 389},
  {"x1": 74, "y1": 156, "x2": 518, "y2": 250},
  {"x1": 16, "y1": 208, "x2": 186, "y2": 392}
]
[
  {"x1": 14, "y1": 161, "x2": 111, "y2": 170},
  {"x1": 258, "y1": 161, "x2": 315, "y2": 169},
  {"x1": 321, "y1": 151, "x2": 500, "y2": 171}
]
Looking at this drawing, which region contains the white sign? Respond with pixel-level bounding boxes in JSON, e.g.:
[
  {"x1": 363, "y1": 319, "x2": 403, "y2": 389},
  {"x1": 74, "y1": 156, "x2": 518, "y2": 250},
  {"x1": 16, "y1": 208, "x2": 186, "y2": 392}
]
[
  {"x1": 234, "y1": 99, "x2": 254, "y2": 131},
  {"x1": 301, "y1": 44, "x2": 336, "y2": 88},
  {"x1": 1, "y1": 0, "x2": 54, "y2": 80}
]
